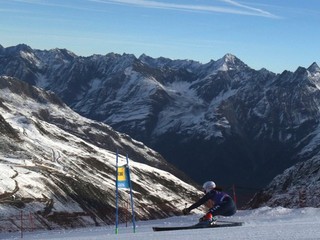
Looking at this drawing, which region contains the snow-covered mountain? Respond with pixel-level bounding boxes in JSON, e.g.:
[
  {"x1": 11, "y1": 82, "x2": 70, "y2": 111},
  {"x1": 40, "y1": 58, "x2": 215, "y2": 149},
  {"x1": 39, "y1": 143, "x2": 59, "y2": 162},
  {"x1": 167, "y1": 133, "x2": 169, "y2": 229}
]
[
  {"x1": 1, "y1": 44, "x2": 320, "y2": 204},
  {"x1": 0, "y1": 76, "x2": 203, "y2": 231}
]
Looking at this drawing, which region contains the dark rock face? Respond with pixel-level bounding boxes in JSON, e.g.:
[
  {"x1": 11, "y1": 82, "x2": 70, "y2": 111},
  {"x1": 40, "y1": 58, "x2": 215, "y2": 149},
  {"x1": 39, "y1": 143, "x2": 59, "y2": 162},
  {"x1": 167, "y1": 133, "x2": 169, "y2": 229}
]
[{"x1": 248, "y1": 156, "x2": 320, "y2": 208}]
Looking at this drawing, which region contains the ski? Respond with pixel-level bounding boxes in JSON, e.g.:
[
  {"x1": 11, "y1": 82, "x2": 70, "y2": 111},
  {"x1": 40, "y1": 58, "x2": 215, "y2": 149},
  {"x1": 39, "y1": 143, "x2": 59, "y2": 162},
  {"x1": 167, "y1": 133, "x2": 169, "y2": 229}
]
[{"x1": 153, "y1": 221, "x2": 243, "y2": 232}]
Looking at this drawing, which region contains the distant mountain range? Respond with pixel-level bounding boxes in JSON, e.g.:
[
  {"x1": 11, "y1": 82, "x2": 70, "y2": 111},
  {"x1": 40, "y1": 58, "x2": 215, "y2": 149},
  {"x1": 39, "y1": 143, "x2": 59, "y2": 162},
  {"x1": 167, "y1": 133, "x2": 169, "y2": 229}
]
[{"x1": 1, "y1": 44, "x2": 320, "y2": 208}]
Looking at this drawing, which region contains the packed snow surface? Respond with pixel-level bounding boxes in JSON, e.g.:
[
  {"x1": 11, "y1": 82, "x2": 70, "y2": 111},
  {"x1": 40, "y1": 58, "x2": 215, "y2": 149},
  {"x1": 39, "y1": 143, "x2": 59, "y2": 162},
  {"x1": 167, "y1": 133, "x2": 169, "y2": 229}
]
[{"x1": 1, "y1": 207, "x2": 320, "y2": 240}]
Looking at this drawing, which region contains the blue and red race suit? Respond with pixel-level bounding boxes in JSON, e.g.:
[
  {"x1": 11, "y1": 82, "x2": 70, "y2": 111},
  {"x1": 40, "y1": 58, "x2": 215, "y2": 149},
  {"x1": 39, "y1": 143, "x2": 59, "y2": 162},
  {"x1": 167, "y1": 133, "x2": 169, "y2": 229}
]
[{"x1": 187, "y1": 189, "x2": 236, "y2": 216}]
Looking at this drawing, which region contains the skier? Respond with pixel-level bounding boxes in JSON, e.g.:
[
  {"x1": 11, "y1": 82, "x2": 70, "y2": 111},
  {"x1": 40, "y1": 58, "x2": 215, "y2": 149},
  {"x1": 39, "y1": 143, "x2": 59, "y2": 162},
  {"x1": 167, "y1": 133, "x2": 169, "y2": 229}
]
[{"x1": 183, "y1": 181, "x2": 236, "y2": 225}]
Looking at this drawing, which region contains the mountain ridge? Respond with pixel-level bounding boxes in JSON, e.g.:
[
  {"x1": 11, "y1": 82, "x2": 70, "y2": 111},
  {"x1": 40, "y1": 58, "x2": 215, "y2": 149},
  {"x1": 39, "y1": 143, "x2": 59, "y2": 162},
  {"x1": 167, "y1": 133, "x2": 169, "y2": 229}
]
[{"x1": 1, "y1": 44, "x2": 319, "y2": 207}]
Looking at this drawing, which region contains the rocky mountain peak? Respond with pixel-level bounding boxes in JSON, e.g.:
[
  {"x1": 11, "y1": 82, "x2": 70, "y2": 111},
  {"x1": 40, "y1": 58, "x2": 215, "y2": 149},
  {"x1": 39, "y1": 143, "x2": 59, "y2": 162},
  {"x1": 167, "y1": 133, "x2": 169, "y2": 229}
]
[
  {"x1": 223, "y1": 53, "x2": 237, "y2": 62},
  {"x1": 138, "y1": 54, "x2": 171, "y2": 68},
  {"x1": 308, "y1": 62, "x2": 320, "y2": 73},
  {"x1": 4, "y1": 44, "x2": 33, "y2": 56},
  {"x1": 51, "y1": 48, "x2": 77, "y2": 59},
  {"x1": 202, "y1": 54, "x2": 249, "y2": 75},
  {"x1": 14, "y1": 43, "x2": 32, "y2": 51}
]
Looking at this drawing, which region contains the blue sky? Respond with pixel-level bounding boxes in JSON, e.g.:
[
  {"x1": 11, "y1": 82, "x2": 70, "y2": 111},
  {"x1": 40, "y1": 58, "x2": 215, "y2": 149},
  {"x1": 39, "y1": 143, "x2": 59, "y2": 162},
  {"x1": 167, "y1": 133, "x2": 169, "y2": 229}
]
[{"x1": 0, "y1": 0, "x2": 319, "y2": 73}]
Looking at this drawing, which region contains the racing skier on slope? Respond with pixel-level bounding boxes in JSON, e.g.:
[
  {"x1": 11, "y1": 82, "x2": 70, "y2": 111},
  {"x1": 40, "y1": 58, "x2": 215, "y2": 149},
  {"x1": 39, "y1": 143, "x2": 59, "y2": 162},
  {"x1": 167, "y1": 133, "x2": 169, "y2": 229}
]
[{"x1": 183, "y1": 181, "x2": 237, "y2": 225}]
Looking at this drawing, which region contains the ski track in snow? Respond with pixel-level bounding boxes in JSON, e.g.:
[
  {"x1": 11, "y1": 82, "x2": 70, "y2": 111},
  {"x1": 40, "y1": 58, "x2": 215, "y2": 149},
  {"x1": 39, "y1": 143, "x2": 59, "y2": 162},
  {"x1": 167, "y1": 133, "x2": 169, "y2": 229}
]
[{"x1": 1, "y1": 207, "x2": 320, "y2": 240}]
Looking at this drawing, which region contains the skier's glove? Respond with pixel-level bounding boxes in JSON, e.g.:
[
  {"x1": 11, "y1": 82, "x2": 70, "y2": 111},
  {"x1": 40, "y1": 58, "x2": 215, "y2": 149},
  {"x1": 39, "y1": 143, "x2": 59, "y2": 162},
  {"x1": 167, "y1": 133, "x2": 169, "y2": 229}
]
[{"x1": 182, "y1": 208, "x2": 190, "y2": 215}]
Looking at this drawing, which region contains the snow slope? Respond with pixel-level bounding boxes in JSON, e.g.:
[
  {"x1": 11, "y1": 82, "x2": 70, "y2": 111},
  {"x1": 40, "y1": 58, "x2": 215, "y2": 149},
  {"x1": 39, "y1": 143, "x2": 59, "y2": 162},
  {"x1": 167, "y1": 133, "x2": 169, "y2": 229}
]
[
  {"x1": 1, "y1": 207, "x2": 320, "y2": 240},
  {"x1": 0, "y1": 76, "x2": 203, "y2": 230}
]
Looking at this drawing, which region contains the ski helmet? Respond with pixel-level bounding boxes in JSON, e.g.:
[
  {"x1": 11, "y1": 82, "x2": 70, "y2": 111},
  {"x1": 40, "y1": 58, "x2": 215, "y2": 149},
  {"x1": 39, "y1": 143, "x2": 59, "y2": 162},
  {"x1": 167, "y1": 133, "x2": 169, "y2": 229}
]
[{"x1": 202, "y1": 181, "x2": 216, "y2": 193}]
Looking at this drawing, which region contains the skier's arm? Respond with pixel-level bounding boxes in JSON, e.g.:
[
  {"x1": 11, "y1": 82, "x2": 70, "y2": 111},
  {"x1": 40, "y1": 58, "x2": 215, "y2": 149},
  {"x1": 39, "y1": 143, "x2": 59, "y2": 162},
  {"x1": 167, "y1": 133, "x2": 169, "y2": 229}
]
[{"x1": 187, "y1": 194, "x2": 210, "y2": 212}]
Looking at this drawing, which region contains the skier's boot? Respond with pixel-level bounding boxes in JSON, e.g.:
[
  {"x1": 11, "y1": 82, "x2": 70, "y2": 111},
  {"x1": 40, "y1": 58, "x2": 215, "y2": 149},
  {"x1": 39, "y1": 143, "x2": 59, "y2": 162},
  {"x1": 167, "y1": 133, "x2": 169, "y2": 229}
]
[{"x1": 197, "y1": 213, "x2": 217, "y2": 227}]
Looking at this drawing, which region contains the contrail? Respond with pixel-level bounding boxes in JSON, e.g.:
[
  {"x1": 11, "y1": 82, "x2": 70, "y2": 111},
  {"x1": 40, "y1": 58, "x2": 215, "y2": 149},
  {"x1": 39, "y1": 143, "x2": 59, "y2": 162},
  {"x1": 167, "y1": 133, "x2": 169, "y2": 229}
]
[
  {"x1": 90, "y1": 0, "x2": 279, "y2": 18},
  {"x1": 220, "y1": 0, "x2": 276, "y2": 18}
]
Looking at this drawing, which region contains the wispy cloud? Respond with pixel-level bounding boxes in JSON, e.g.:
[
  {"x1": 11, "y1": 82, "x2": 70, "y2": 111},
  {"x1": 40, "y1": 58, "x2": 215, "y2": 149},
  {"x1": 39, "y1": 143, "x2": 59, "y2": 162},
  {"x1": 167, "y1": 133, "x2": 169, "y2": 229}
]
[{"x1": 90, "y1": 0, "x2": 279, "y2": 18}]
